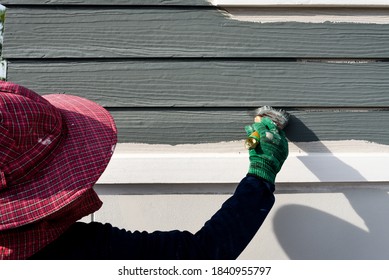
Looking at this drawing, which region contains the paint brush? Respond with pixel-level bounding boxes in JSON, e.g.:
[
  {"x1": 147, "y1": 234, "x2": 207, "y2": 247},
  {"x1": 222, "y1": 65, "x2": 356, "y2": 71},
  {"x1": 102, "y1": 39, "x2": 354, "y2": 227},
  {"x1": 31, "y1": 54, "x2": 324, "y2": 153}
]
[{"x1": 245, "y1": 106, "x2": 290, "y2": 149}]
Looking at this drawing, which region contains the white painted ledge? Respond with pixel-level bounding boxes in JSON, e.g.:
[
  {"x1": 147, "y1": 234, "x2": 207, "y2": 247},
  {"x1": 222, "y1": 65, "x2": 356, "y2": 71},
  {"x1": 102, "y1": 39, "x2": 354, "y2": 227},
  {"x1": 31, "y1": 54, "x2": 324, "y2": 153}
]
[
  {"x1": 98, "y1": 141, "x2": 389, "y2": 184},
  {"x1": 223, "y1": 8, "x2": 389, "y2": 24},
  {"x1": 212, "y1": 0, "x2": 389, "y2": 7}
]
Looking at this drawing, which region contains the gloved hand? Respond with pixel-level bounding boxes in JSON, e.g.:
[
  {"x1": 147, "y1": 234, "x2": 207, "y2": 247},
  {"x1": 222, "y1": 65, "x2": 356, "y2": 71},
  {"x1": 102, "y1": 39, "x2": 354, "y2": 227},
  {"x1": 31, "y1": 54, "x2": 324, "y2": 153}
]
[{"x1": 245, "y1": 117, "x2": 289, "y2": 184}]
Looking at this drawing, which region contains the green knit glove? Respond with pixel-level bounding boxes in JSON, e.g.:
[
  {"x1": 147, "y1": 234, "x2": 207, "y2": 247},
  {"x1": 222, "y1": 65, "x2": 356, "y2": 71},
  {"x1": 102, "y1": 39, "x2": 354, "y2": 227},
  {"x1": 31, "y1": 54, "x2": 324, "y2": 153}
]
[{"x1": 245, "y1": 117, "x2": 289, "y2": 184}]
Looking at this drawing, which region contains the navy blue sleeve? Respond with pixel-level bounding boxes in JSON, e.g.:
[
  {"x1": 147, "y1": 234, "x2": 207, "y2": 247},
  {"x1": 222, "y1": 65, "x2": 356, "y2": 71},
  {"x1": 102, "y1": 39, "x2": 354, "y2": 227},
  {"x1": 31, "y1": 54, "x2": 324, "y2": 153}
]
[{"x1": 30, "y1": 175, "x2": 275, "y2": 260}]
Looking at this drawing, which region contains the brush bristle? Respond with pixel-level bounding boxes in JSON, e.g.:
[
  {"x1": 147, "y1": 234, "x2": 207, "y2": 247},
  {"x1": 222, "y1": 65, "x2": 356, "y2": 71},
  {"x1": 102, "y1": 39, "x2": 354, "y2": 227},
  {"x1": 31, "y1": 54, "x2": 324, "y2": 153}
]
[{"x1": 254, "y1": 106, "x2": 289, "y2": 130}]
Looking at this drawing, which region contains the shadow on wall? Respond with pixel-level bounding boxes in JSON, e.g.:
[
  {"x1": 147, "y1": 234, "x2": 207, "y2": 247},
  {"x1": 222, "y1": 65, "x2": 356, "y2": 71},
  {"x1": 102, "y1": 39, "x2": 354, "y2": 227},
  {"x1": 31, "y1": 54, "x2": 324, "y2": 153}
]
[{"x1": 274, "y1": 116, "x2": 389, "y2": 259}]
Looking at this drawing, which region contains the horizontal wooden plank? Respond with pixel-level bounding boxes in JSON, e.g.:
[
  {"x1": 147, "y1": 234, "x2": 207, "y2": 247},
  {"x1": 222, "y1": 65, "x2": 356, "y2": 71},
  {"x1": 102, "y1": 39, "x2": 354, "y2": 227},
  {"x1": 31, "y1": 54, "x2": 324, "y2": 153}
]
[
  {"x1": 7, "y1": 60, "x2": 389, "y2": 107},
  {"x1": 5, "y1": 0, "x2": 389, "y2": 7},
  {"x1": 2, "y1": 0, "x2": 210, "y2": 5},
  {"x1": 4, "y1": 7, "x2": 389, "y2": 58},
  {"x1": 3, "y1": 1, "x2": 389, "y2": 12},
  {"x1": 108, "y1": 109, "x2": 389, "y2": 145}
]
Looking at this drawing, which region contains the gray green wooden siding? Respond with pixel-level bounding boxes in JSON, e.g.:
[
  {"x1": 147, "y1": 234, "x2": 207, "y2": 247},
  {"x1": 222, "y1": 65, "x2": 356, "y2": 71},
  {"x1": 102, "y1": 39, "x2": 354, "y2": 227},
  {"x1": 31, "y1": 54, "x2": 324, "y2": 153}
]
[{"x1": 2, "y1": 3, "x2": 389, "y2": 144}]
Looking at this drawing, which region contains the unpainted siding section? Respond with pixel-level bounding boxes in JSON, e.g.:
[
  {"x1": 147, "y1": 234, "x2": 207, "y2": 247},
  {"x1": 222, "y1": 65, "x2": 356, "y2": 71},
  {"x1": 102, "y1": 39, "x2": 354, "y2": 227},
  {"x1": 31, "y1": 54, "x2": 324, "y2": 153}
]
[{"x1": 2, "y1": 3, "x2": 389, "y2": 145}]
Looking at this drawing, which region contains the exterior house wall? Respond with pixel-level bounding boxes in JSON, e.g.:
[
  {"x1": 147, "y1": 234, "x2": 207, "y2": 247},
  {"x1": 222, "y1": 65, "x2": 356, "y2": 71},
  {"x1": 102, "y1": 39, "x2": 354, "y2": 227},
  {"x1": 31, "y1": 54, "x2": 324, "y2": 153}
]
[{"x1": 2, "y1": 1, "x2": 389, "y2": 259}]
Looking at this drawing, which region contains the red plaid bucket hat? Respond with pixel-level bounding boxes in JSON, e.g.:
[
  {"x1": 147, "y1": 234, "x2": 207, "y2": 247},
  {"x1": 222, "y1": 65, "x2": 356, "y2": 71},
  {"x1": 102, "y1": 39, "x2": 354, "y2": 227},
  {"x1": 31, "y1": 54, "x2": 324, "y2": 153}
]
[{"x1": 0, "y1": 81, "x2": 117, "y2": 257}]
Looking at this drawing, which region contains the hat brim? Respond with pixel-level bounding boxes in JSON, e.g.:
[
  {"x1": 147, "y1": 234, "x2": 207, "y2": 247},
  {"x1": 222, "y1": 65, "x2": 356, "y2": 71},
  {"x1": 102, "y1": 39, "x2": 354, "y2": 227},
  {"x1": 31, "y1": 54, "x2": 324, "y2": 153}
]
[{"x1": 0, "y1": 94, "x2": 117, "y2": 230}]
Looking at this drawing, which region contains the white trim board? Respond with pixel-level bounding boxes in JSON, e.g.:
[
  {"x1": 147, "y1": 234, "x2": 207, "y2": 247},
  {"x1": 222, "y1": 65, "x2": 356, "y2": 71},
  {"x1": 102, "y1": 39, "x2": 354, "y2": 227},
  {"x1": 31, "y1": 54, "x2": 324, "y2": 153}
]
[
  {"x1": 97, "y1": 141, "x2": 389, "y2": 184},
  {"x1": 212, "y1": 0, "x2": 389, "y2": 7},
  {"x1": 223, "y1": 8, "x2": 389, "y2": 24}
]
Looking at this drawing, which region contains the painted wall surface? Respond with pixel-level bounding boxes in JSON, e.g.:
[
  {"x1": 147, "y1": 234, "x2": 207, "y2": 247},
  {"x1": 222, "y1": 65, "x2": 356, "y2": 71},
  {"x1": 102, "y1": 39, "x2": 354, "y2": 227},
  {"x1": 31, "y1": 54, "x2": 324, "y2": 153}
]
[
  {"x1": 94, "y1": 184, "x2": 389, "y2": 260},
  {"x1": 3, "y1": 5, "x2": 389, "y2": 144},
  {"x1": 2, "y1": 2, "x2": 389, "y2": 259},
  {"x1": 3, "y1": 4, "x2": 389, "y2": 144}
]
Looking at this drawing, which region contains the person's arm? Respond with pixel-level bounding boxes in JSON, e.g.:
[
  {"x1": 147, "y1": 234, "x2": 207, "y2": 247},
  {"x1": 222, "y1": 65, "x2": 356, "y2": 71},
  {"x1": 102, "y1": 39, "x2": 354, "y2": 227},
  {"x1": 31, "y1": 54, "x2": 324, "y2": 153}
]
[
  {"x1": 102, "y1": 175, "x2": 275, "y2": 260},
  {"x1": 188, "y1": 174, "x2": 276, "y2": 259}
]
